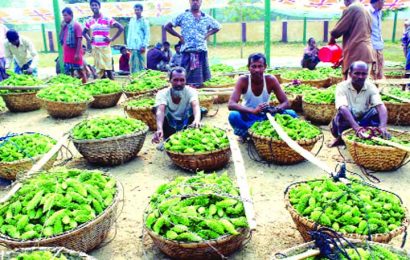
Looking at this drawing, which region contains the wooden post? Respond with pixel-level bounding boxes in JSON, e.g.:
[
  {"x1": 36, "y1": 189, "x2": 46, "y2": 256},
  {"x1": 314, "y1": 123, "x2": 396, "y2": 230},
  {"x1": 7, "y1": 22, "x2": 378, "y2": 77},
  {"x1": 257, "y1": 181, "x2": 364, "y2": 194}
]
[
  {"x1": 52, "y1": 0, "x2": 63, "y2": 70},
  {"x1": 392, "y1": 9, "x2": 398, "y2": 43},
  {"x1": 264, "y1": 0, "x2": 271, "y2": 66},
  {"x1": 41, "y1": 23, "x2": 48, "y2": 53},
  {"x1": 282, "y1": 21, "x2": 288, "y2": 43},
  {"x1": 323, "y1": 21, "x2": 329, "y2": 43},
  {"x1": 303, "y1": 16, "x2": 307, "y2": 45}
]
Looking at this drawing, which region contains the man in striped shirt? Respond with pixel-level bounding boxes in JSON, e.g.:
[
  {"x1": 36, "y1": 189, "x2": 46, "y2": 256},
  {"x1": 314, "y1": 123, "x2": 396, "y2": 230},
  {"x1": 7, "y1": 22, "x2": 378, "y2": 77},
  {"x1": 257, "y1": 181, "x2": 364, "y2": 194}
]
[{"x1": 83, "y1": 0, "x2": 123, "y2": 80}]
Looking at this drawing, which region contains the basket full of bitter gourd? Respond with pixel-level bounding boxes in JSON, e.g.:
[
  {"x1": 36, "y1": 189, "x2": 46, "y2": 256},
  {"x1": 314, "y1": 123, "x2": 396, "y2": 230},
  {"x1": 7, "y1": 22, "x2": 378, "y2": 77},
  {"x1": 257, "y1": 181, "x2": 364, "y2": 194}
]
[
  {"x1": 37, "y1": 85, "x2": 94, "y2": 118},
  {"x1": 164, "y1": 126, "x2": 231, "y2": 172},
  {"x1": 0, "y1": 133, "x2": 57, "y2": 180},
  {"x1": 71, "y1": 116, "x2": 149, "y2": 166},
  {"x1": 0, "y1": 74, "x2": 44, "y2": 112},
  {"x1": 3, "y1": 246, "x2": 96, "y2": 260},
  {"x1": 124, "y1": 75, "x2": 168, "y2": 98},
  {"x1": 123, "y1": 96, "x2": 157, "y2": 130},
  {"x1": 203, "y1": 76, "x2": 235, "y2": 104},
  {"x1": 0, "y1": 167, "x2": 120, "y2": 252},
  {"x1": 284, "y1": 177, "x2": 408, "y2": 243},
  {"x1": 83, "y1": 79, "x2": 123, "y2": 109},
  {"x1": 283, "y1": 84, "x2": 316, "y2": 112},
  {"x1": 342, "y1": 128, "x2": 410, "y2": 172},
  {"x1": 249, "y1": 114, "x2": 323, "y2": 165},
  {"x1": 144, "y1": 172, "x2": 250, "y2": 260},
  {"x1": 302, "y1": 89, "x2": 336, "y2": 124},
  {"x1": 280, "y1": 69, "x2": 332, "y2": 88},
  {"x1": 382, "y1": 88, "x2": 410, "y2": 126}
]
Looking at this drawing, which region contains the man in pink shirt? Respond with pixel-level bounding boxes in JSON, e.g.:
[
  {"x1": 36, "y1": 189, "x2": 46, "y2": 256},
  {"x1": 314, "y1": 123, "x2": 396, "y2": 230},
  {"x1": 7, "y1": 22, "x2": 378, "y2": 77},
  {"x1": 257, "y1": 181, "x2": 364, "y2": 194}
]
[
  {"x1": 60, "y1": 7, "x2": 87, "y2": 83},
  {"x1": 0, "y1": 24, "x2": 8, "y2": 81},
  {"x1": 83, "y1": 0, "x2": 123, "y2": 80}
]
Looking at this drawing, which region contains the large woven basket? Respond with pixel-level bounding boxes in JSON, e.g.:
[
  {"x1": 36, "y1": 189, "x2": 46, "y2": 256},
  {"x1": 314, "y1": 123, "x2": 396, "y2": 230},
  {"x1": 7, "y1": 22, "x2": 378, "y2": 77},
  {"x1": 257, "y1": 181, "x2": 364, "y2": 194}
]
[
  {"x1": 205, "y1": 83, "x2": 233, "y2": 104},
  {"x1": 249, "y1": 131, "x2": 322, "y2": 165},
  {"x1": 0, "y1": 155, "x2": 56, "y2": 181},
  {"x1": 330, "y1": 75, "x2": 343, "y2": 85},
  {"x1": 38, "y1": 98, "x2": 93, "y2": 119},
  {"x1": 72, "y1": 127, "x2": 149, "y2": 166},
  {"x1": 342, "y1": 129, "x2": 409, "y2": 172},
  {"x1": 200, "y1": 95, "x2": 215, "y2": 111},
  {"x1": 124, "y1": 104, "x2": 156, "y2": 131},
  {"x1": 124, "y1": 85, "x2": 168, "y2": 98},
  {"x1": 284, "y1": 180, "x2": 409, "y2": 243},
  {"x1": 0, "y1": 177, "x2": 120, "y2": 252},
  {"x1": 269, "y1": 94, "x2": 296, "y2": 107},
  {"x1": 166, "y1": 147, "x2": 231, "y2": 172},
  {"x1": 281, "y1": 78, "x2": 332, "y2": 89},
  {"x1": 1, "y1": 92, "x2": 41, "y2": 112},
  {"x1": 3, "y1": 247, "x2": 96, "y2": 259},
  {"x1": 146, "y1": 227, "x2": 249, "y2": 260},
  {"x1": 274, "y1": 240, "x2": 410, "y2": 259},
  {"x1": 90, "y1": 92, "x2": 122, "y2": 109},
  {"x1": 302, "y1": 100, "x2": 336, "y2": 124},
  {"x1": 385, "y1": 101, "x2": 410, "y2": 126},
  {"x1": 385, "y1": 74, "x2": 404, "y2": 79}
]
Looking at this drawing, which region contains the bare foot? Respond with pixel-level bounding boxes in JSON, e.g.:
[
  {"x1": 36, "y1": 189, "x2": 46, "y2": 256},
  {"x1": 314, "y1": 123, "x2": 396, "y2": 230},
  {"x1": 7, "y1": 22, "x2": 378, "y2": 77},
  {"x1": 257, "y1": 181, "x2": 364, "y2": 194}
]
[{"x1": 328, "y1": 137, "x2": 344, "y2": 148}]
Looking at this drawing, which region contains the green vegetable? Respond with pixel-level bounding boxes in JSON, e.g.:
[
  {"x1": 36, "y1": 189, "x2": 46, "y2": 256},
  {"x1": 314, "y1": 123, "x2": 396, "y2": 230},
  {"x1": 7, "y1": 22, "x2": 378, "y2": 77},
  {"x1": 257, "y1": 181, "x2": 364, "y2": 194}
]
[
  {"x1": 164, "y1": 126, "x2": 229, "y2": 153},
  {"x1": 303, "y1": 89, "x2": 335, "y2": 104},
  {"x1": 71, "y1": 116, "x2": 147, "y2": 140},
  {"x1": 281, "y1": 69, "x2": 329, "y2": 81},
  {"x1": 203, "y1": 76, "x2": 235, "y2": 87},
  {"x1": 10, "y1": 250, "x2": 70, "y2": 260},
  {"x1": 0, "y1": 133, "x2": 56, "y2": 163},
  {"x1": 346, "y1": 130, "x2": 409, "y2": 147},
  {"x1": 125, "y1": 98, "x2": 155, "y2": 108},
  {"x1": 131, "y1": 69, "x2": 166, "y2": 80},
  {"x1": 305, "y1": 245, "x2": 408, "y2": 260},
  {"x1": 0, "y1": 74, "x2": 43, "y2": 95},
  {"x1": 284, "y1": 84, "x2": 316, "y2": 95},
  {"x1": 83, "y1": 79, "x2": 122, "y2": 95},
  {"x1": 0, "y1": 167, "x2": 117, "y2": 240},
  {"x1": 250, "y1": 114, "x2": 321, "y2": 141},
  {"x1": 124, "y1": 76, "x2": 168, "y2": 93},
  {"x1": 385, "y1": 70, "x2": 404, "y2": 77},
  {"x1": 145, "y1": 172, "x2": 248, "y2": 242},
  {"x1": 382, "y1": 88, "x2": 410, "y2": 104},
  {"x1": 210, "y1": 64, "x2": 234, "y2": 74},
  {"x1": 37, "y1": 85, "x2": 93, "y2": 103},
  {"x1": 47, "y1": 74, "x2": 81, "y2": 85}
]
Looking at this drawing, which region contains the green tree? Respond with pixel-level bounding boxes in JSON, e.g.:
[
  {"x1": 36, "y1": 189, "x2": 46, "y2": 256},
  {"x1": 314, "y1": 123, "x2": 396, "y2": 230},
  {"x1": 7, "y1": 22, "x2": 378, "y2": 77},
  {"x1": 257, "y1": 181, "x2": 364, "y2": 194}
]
[{"x1": 222, "y1": 0, "x2": 264, "y2": 22}]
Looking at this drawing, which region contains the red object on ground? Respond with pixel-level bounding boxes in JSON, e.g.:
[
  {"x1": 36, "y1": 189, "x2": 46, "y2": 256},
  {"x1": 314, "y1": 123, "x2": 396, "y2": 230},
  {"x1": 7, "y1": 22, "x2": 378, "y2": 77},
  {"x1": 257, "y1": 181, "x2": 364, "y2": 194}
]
[{"x1": 318, "y1": 44, "x2": 343, "y2": 64}]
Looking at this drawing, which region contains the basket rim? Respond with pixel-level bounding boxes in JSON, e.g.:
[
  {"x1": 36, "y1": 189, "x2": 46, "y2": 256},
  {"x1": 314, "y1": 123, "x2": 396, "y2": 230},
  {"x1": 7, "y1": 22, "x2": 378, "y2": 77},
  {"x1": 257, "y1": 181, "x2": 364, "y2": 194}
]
[
  {"x1": 302, "y1": 98, "x2": 335, "y2": 106},
  {"x1": 284, "y1": 179, "x2": 409, "y2": 240},
  {"x1": 0, "y1": 91, "x2": 38, "y2": 96},
  {"x1": 203, "y1": 83, "x2": 235, "y2": 88},
  {"x1": 165, "y1": 145, "x2": 231, "y2": 156},
  {"x1": 123, "y1": 84, "x2": 168, "y2": 94},
  {"x1": 91, "y1": 91, "x2": 123, "y2": 98},
  {"x1": 248, "y1": 128, "x2": 323, "y2": 145},
  {"x1": 37, "y1": 96, "x2": 94, "y2": 105},
  {"x1": 0, "y1": 171, "x2": 121, "y2": 244},
  {"x1": 384, "y1": 100, "x2": 410, "y2": 106},
  {"x1": 70, "y1": 125, "x2": 149, "y2": 144},
  {"x1": 281, "y1": 77, "x2": 330, "y2": 82},
  {"x1": 3, "y1": 246, "x2": 96, "y2": 259}
]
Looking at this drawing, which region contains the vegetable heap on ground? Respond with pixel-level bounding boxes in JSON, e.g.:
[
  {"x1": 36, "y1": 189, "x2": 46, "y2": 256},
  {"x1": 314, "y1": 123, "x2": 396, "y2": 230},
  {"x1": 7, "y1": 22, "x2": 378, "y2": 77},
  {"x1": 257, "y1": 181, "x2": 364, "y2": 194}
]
[
  {"x1": 72, "y1": 116, "x2": 147, "y2": 140},
  {"x1": 124, "y1": 76, "x2": 168, "y2": 93},
  {"x1": 210, "y1": 64, "x2": 235, "y2": 74},
  {"x1": 0, "y1": 168, "x2": 116, "y2": 240},
  {"x1": 10, "y1": 251, "x2": 71, "y2": 260},
  {"x1": 203, "y1": 76, "x2": 235, "y2": 87},
  {"x1": 0, "y1": 133, "x2": 56, "y2": 163},
  {"x1": 0, "y1": 74, "x2": 43, "y2": 94},
  {"x1": 145, "y1": 172, "x2": 248, "y2": 242},
  {"x1": 250, "y1": 114, "x2": 321, "y2": 140},
  {"x1": 346, "y1": 130, "x2": 410, "y2": 147},
  {"x1": 305, "y1": 245, "x2": 408, "y2": 260},
  {"x1": 165, "y1": 126, "x2": 229, "y2": 153},
  {"x1": 125, "y1": 97, "x2": 155, "y2": 108},
  {"x1": 303, "y1": 89, "x2": 335, "y2": 104},
  {"x1": 83, "y1": 79, "x2": 122, "y2": 95},
  {"x1": 382, "y1": 88, "x2": 410, "y2": 103},
  {"x1": 284, "y1": 84, "x2": 316, "y2": 95},
  {"x1": 281, "y1": 69, "x2": 329, "y2": 81},
  {"x1": 37, "y1": 85, "x2": 93, "y2": 103},
  {"x1": 289, "y1": 178, "x2": 406, "y2": 235},
  {"x1": 47, "y1": 74, "x2": 81, "y2": 85}
]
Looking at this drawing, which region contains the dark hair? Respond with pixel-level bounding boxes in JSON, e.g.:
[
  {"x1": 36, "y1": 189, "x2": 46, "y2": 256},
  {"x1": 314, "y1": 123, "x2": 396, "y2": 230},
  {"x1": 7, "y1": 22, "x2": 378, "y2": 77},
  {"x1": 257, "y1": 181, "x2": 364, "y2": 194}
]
[
  {"x1": 308, "y1": 37, "x2": 315, "y2": 45},
  {"x1": 89, "y1": 0, "x2": 101, "y2": 7},
  {"x1": 62, "y1": 7, "x2": 73, "y2": 16},
  {"x1": 349, "y1": 61, "x2": 368, "y2": 73},
  {"x1": 120, "y1": 46, "x2": 127, "y2": 52},
  {"x1": 247, "y1": 53, "x2": 267, "y2": 67},
  {"x1": 6, "y1": 30, "x2": 19, "y2": 42},
  {"x1": 169, "y1": 66, "x2": 186, "y2": 80},
  {"x1": 174, "y1": 43, "x2": 181, "y2": 49},
  {"x1": 163, "y1": 41, "x2": 170, "y2": 46},
  {"x1": 134, "y1": 4, "x2": 143, "y2": 10}
]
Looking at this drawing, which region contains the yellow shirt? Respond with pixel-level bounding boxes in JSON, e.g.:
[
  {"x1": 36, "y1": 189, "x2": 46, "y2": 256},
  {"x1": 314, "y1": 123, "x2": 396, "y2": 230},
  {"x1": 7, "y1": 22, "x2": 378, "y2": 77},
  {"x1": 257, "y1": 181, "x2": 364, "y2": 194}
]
[
  {"x1": 335, "y1": 79, "x2": 383, "y2": 118},
  {"x1": 4, "y1": 36, "x2": 38, "y2": 68}
]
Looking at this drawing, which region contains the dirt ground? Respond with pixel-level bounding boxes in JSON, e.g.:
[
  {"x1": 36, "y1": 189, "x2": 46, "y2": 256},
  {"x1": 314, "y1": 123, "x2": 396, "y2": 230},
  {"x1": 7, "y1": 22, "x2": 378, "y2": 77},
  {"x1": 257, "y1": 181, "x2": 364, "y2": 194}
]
[{"x1": 0, "y1": 97, "x2": 409, "y2": 260}]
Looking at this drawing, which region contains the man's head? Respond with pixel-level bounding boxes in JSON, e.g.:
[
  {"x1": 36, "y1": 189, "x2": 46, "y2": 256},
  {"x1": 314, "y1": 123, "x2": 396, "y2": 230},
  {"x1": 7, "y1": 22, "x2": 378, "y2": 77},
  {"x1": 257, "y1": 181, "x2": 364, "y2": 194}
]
[
  {"x1": 169, "y1": 67, "x2": 186, "y2": 95},
  {"x1": 155, "y1": 43, "x2": 163, "y2": 50},
  {"x1": 175, "y1": 44, "x2": 181, "y2": 53},
  {"x1": 343, "y1": 0, "x2": 356, "y2": 7},
  {"x1": 62, "y1": 7, "x2": 73, "y2": 24},
  {"x1": 247, "y1": 53, "x2": 267, "y2": 79},
  {"x1": 90, "y1": 0, "x2": 101, "y2": 15},
  {"x1": 404, "y1": 20, "x2": 410, "y2": 30},
  {"x1": 6, "y1": 30, "x2": 19, "y2": 46},
  {"x1": 371, "y1": 0, "x2": 384, "y2": 11},
  {"x1": 190, "y1": 0, "x2": 202, "y2": 11},
  {"x1": 134, "y1": 4, "x2": 143, "y2": 18},
  {"x1": 120, "y1": 46, "x2": 127, "y2": 55},
  {"x1": 163, "y1": 41, "x2": 170, "y2": 51},
  {"x1": 349, "y1": 61, "x2": 369, "y2": 88},
  {"x1": 308, "y1": 37, "x2": 316, "y2": 48}
]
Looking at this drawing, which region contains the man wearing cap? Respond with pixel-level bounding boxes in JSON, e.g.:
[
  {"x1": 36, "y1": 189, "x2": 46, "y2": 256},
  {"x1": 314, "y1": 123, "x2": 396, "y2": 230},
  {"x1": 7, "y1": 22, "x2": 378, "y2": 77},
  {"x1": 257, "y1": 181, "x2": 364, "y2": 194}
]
[{"x1": 83, "y1": 0, "x2": 124, "y2": 80}]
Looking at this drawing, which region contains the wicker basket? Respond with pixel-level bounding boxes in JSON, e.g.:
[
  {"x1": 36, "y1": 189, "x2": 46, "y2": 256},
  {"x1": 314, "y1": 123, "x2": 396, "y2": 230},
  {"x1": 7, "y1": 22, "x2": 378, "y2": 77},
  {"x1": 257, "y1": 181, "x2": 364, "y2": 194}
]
[
  {"x1": 274, "y1": 240, "x2": 410, "y2": 259},
  {"x1": 72, "y1": 127, "x2": 149, "y2": 166},
  {"x1": 269, "y1": 94, "x2": 296, "y2": 107},
  {"x1": 38, "y1": 98, "x2": 93, "y2": 119},
  {"x1": 0, "y1": 177, "x2": 120, "y2": 252},
  {"x1": 200, "y1": 96, "x2": 215, "y2": 111},
  {"x1": 342, "y1": 129, "x2": 410, "y2": 172},
  {"x1": 146, "y1": 227, "x2": 249, "y2": 260},
  {"x1": 1, "y1": 92, "x2": 41, "y2": 112},
  {"x1": 3, "y1": 247, "x2": 96, "y2": 259},
  {"x1": 90, "y1": 92, "x2": 122, "y2": 109},
  {"x1": 166, "y1": 147, "x2": 231, "y2": 172},
  {"x1": 330, "y1": 75, "x2": 343, "y2": 85},
  {"x1": 302, "y1": 100, "x2": 336, "y2": 124},
  {"x1": 204, "y1": 83, "x2": 233, "y2": 104},
  {"x1": 385, "y1": 101, "x2": 410, "y2": 126},
  {"x1": 249, "y1": 131, "x2": 322, "y2": 165},
  {"x1": 284, "y1": 181, "x2": 409, "y2": 243},
  {"x1": 0, "y1": 155, "x2": 56, "y2": 181},
  {"x1": 281, "y1": 78, "x2": 332, "y2": 89},
  {"x1": 124, "y1": 85, "x2": 168, "y2": 98},
  {"x1": 124, "y1": 104, "x2": 156, "y2": 131},
  {"x1": 385, "y1": 74, "x2": 404, "y2": 79}
]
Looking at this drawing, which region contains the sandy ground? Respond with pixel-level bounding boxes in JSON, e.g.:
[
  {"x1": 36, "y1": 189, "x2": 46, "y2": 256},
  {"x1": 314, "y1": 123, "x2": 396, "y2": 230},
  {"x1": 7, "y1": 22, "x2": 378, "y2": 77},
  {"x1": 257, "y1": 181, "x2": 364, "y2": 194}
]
[{"x1": 0, "y1": 97, "x2": 409, "y2": 260}]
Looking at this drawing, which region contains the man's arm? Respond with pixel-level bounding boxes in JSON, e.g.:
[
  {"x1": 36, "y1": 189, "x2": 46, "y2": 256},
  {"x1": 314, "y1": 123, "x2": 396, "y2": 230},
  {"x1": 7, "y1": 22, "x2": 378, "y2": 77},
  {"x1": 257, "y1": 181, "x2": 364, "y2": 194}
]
[
  {"x1": 330, "y1": 8, "x2": 355, "y2": 43},
  {"x1": 4, "y1": 43, "x2": 13, "y2": 69},
  {"x1": 190, "y1": 100, "x2": 201, "y2": 127},
  {"x1": 82, "y1": 27, "x2": 92, "y2": 46},
  {"x1": 228, "y1": 77, "x2": 267, "y2": 114},
  {"x1": 376, "y1": 104, "x2": 388, "y2": 132},
  {"x1": 205, "y1": 28, "x2": 219, "y2": 40},
  {"x1": 339, "y1": 106, "x2": 361, "y2": 132},
  {"x1": 268, "y1": 76, "x2": 290, "y2": 110},
  {"x1": 164, "y1": 22, "x2": 184, "y2": 43},
  {"x1": 27, "y1": 40, "x2": 39, "y2": 70},
  {"x1": 142, "y1": 20, "x2": 150, "y2": 52},
  {"x1": 152, "y1": 104, "x2": 166, "y2": 143},
  {"x1": 109, "y1": 22, "x2": 124, "y2": 43}
]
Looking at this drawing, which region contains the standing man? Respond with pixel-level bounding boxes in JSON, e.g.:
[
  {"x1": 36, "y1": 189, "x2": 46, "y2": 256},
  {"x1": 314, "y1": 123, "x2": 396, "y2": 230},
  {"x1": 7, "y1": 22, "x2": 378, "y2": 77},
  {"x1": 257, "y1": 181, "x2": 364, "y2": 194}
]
[
  {"x1": 127, "y1": 3, "x2": 150, "y2": 74},
  {"x1": 0, "y1": 23, "x2": 8, "y2": 81},
  {"x1": 4, "y1": 30, "x2": 39, "y2": 77},
  {"x1": 60, "y1": 7, "x2": 87, "y2": 83},
  {"x1": 329, "y1": 0, "x2": 374, "y2": 79},
  {"x1": 368, "y1": 0, "x2": 385, "y2": 80},
  {"x1": 170, "y1": 43, "x2": 182, "y2": 68},
  {"x1": 165, "y1": 0, "x2": 221, "y2": 87},
  {"x1": 403, "y1": 20, "x2": 410, "y2": 75},
  {"x1": 83, "y1": 0, "x2": 124, "y2": 80}
]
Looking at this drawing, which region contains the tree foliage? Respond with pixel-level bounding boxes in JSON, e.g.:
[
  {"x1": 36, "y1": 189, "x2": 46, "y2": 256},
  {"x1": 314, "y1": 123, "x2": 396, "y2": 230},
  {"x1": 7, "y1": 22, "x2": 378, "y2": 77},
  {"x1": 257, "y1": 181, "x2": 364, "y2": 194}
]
[{"x1": 221, "y1": 0, "x2": 264, "y2": 22}]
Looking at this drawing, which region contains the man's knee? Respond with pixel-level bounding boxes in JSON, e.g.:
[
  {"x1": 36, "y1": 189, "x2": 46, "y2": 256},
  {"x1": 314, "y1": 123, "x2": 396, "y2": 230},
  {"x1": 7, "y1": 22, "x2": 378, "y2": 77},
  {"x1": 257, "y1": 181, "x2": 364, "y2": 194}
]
[{"x1": 228, "y1": 111, "x2": 241, "y2": 125}]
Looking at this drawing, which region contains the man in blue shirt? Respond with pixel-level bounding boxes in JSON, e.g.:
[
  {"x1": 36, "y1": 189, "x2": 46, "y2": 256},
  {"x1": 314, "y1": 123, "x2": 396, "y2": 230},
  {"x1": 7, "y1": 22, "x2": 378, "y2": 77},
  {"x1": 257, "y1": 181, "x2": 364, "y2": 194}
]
[
  {"x1": 368, "y1": 0, "x2": 384, "y2": 80},
  {"x1": 164, "y1": 0, "x2": 221, "y2": 87}
]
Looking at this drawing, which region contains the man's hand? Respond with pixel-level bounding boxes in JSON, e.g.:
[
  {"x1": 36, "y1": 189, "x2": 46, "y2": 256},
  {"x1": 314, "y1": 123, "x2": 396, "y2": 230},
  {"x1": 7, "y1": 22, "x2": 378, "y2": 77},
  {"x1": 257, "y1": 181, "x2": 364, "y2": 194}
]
[
  {"x1": 152, "y1": 130, "x2": 163, "y2": 144},
  {"x1": 332, "y1": 58, "x2": 343, "y2": 69},
  {"x1": 104, "y1": 36, "x2": 112, "y2": 43},
  {"x1": 253, "y1": 102, "x2": 269, "y2": 115},
  {"x1": 328, "y1": 37, "x2": 336, "y2": 45},
  {"x1": 354, "y1": 126, "x2": 368, "y2": 139},
  {"x1": 140, "y1": 47, "x2": 146, "y2": 53},
  {"x1": 190, "y1": 120, "x2": 201, "y2": 128},
  {"x1": 378, "y1": 126, "x2": 391, "y2": 139},
  {"x1": 178, "y1": 35, "x2": 185, "y2": 44},
  {"x1": 25, "y1": 67, "x2": 34, "y2": 75}
]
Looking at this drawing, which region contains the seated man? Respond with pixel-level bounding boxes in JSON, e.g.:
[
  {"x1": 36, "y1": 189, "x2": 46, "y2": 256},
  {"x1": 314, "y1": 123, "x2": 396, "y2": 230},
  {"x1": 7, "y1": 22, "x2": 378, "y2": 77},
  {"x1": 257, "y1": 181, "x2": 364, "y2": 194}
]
[
  {"x1": 4, "y1": 30, "x2": 38, "y2": 76},
  {"x1": 152, "y1": 67, "x2": 201, "y2": 143},
  {"x1": 118, "y1": 46, "x2": 130, "y2": 75},
  {"x1": 228, "y1": 53, "x2": 297, "y2": 140},
  {"x1": 147, "y1": 43, "x2": 167, "y2": 71},
  {"x1": 329, "y1": 61, "x2": 389, "y2": 147},
  {"x1": 301, "y1": 37, "x2": 320, "y2": 70}
]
